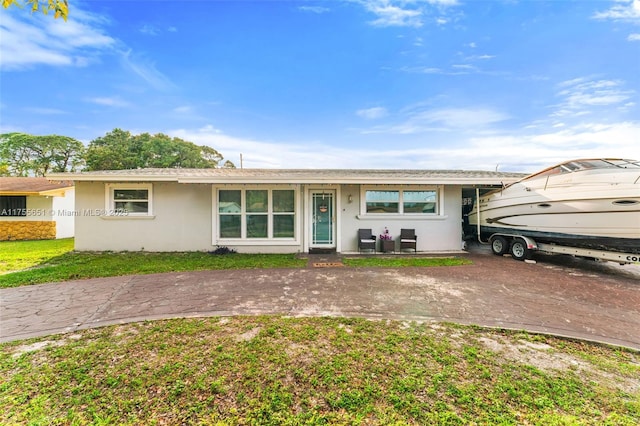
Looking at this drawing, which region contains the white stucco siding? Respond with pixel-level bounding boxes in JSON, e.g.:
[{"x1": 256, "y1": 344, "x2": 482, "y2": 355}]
[
  {"x1": 51, "y1": 188, "x2": 75, "y2": 238},
  {"x1": 339, "y1": 185, "x2": 463, "y2": 252},
  {"x1": 74, "y1": 181, "x2": 212, "y2": 251},
  {"x1": 73, "y1": 181, "x2": 465, "y2": 253}
]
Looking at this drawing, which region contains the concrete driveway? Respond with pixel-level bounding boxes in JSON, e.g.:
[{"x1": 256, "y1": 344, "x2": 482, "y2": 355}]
[{"x1": 1, "y1": 244, "x2": 639, "y2": 349}]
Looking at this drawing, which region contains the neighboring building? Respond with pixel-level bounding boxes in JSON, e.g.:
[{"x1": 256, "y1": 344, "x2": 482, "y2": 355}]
[
  {"x1": 0, "y1": 177, "x2": 75, "y2": 241},
  {"x1": 46, "y1": 168, "x2": 524, "y2": 253}
]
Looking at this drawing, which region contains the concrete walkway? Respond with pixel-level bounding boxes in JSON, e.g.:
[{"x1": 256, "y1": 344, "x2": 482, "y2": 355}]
[{"x1": 2, "y1": 246, "x2": 639, "y2": 349}]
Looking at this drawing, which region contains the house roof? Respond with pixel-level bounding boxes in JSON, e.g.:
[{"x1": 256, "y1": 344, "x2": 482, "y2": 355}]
[
  {"x1": 0, "y1": 177, "x2": 74, "y2": 196},
  {"x1": 46, "y1": 168, "x2": 526, "y2": 186}
]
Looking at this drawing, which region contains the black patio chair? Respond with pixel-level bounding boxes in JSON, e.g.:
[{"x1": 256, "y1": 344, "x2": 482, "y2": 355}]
[
  {"x1": 400, "y1": 229, "x2": 417, "y2": 253},
  {"x1": 358, "y1": 229, "x2": 376, "y2": 253}
]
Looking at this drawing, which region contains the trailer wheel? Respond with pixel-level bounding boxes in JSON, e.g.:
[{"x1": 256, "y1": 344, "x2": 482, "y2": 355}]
[
  {"x1": 510, "y1": 238, "x2": 529, "y2": 261},
  {"x1": 490, "y1": 236, "x2": 509, "y2": 256}
]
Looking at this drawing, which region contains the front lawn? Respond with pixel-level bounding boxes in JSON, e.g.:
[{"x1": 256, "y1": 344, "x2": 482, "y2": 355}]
[
  {"x1": 0, "y1": 238, "x2": 74, "y2": 274},
  {"x1": 1, "y1": 316, "x2": 638, "y2": 425},
  {"x1": 0, "y1": 239, "x2": 307, "y2": 288},
  {"x1": 0, "y1": 239, "x2": 470, "y2": 288}
]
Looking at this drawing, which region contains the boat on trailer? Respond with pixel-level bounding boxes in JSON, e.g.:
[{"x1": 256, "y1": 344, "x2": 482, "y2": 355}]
[{"x1": 466, "y1": 158, "x2": 640, "y2": 256}]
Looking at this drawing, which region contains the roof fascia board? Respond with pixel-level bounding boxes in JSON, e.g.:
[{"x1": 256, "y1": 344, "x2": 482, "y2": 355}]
[
  {"x1": 39, "y1": 187, "x2": 72, "y2": 196},
  {"x1": 0, "y1": 188, "x2": 71, "y2": 197},
  {"x1": 178, "y1": 177, "x2": 518, "y2": 185},
  {"x1": 46, "y1": 174, "x2": 178, "y2": 182},
  {"x1": 0, "y1": 191, "x2": 41, "y2": 196},
  {"x1": 47, "y1": 172, "x2": 522, "y2": 186}
]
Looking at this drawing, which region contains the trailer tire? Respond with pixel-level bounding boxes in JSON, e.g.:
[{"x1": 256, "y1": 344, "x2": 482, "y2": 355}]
[
  {"x1": 510, "y1": 238, "x2": 529, "y2": 261},
  {"x1": 490, "y1": 236, "x2": 509, "y2": 256}
]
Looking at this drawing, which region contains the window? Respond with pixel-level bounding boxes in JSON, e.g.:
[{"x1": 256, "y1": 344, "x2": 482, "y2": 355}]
[
  {"x1": 403, "y1": 190, "x2": 437, "y2": 213},
  {"x1": 365, "y1": 189, "x2": 438, "y2": 214},
  {"x1": 106, "y1": 184, "x2": 152, "y2": 216},
  {"x1": 0, "y1": 196, "x2": 26, "y2": 217},
  {"x1": 366, "y1": 190, "x2": 399, "y2": 213},
  {"x1": 218, "y1": 189, "x2": 295, "y2": 239}
]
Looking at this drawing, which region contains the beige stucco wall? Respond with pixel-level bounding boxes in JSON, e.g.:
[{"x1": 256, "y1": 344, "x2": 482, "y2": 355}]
[
  {"x1": 339, "y1": 185, "x2": 463, "y2": 252},
  {"x1": 74, "y1": 181, "x2": 213, "y2": 251},
  {"x1": 73, "y1": 181, "x2": 465, "y2": 253}
]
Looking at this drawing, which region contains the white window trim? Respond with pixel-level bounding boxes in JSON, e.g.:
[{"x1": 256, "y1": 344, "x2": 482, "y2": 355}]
[
  {"x1": 213, "y1": 186, "x2": 301, "y2": 246},
  {"x1": 104, "y1": 183, "x2": 154, "y2": 218},
  {"x1": 358, "y1": 185, "x2": 445, "y2": 218}
]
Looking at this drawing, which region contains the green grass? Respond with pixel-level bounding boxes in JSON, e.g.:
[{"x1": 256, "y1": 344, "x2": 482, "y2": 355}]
[
  {"x1": 0, "y1": 238, "x2": 74, "y2": 274},
  {"x1": 0, "y1": 239, "x2": 471, "y2": 288},
  {"x1": 1, "y1": 317, "x2": 638, "y2": 425},
  {"x1": 0, "y1": 239, "x2": 307, "y2": 288}
]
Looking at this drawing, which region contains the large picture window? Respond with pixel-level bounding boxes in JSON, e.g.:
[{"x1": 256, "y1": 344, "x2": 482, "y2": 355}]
[
  {"x1": 0, "y1": 196, "x2": 26, "y2": 217},
  {"x1": 365, "y1": 189, "x2": 438, "y2": 214},
  {"x1": 218, "y1": 189, "x2": 295, "y2": 239}
]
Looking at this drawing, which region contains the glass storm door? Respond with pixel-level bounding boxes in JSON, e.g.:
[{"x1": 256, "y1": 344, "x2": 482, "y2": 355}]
[{"x1": 311, "y1": 191, "x2": 335, "y2": 248}]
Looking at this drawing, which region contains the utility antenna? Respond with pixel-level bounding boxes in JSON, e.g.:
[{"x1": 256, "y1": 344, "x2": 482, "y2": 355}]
[
  {"x1": 495, "y1": 164, "x2": 500, "y2": 172},
  {"x1": 240, "y1": 153, "x2": 243, "y2": 169}
]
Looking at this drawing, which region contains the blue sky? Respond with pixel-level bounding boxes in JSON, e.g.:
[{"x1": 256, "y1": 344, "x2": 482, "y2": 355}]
[{"x1": 1, "y1": 0, "x2": 639, "y2": 172}]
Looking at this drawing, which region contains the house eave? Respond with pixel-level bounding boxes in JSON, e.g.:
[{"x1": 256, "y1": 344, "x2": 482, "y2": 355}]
[
  {"x1": 0, "y1": 189, "x2": 69, "y2": 197},
  {"x1": 177, "y1": 177, "x2": 514, "y2": 185},
  {"x1": 46, "y1": 169, "x2": 525, "y2": 186}
]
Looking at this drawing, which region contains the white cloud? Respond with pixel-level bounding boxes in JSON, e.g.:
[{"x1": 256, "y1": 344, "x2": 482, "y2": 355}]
[
  {"x1": 139, "y1": 24, "x2": 160, "y2": 36},
  {"x1": 120, "y1": 50, "x2": 176, "y2": 91},
  {"x1": 85, "y1": 97, "x2": 130, "y2": 107},
  {"x1": 169, "y1": 125, "x2": 341, "y2": 168},
  {"x1": 413, "y1": 107, "x2": 510, "y2": 129},
  {"x1": 0, "y1": 7, "x2": 173, "y2": 91},
  {"x1": 366, "y1": 2, "x2": 423, "y2": 28},
  {"x1": 628, "y1": 33, "x2": 640, "y2": 41},
  {"x1": 354, "y1": 105, "x2": 511, "y2": 136},
  {"x1": 553, "y1": 78, "x2": 635, "y2": 117},
  {"x1": 466, "y1": 54, "x2": 495, "y2": 60},
  {"x1": 592, "y1": 0, "x2": 640, "y2": 21},
  {"x1": 298, "y1": 6, "x2": 330, "y2": 14},
  {"x1": 166, "y1": 119, "x2": 640, "y2": 172},
  {"x1": 0, "y1": 10, "x2": 115, "y2": 70},
  {"x1": 466, "y1": 122, "x2": 640, "y2": 170},
  {"x1": 427, "y1": 0, "x2": 459, "y2": 5},
  {"x1": 357, "y1": 0, "x2": 460, "y2": 28},
  {"x1": 173, "y1": 106, "x2": 193, "y2": 114},
  {"x1": 356, "y1": 107, "x2": 389, "y2": 119}
]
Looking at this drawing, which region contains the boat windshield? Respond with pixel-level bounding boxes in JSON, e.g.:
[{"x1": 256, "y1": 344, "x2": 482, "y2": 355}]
[{"x1": 519, "y1": 159, "x2": 640, "y2": 183}]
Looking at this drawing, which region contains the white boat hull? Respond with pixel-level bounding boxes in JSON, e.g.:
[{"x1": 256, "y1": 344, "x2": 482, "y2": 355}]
[{"x1": 466, "y1": 159, "x2": 640, "y2": 254}]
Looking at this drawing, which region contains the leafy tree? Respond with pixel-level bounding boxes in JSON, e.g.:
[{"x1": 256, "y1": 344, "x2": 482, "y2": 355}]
[
  {"x1": 0, "y1": 132, "x2": 85, "y2": 176},
  {"x1": 2, "y1": 0, "x2": 68, "y2": 20},
  {"x1": 84, "y1": 128, "x2": 234, "y2": 171},
  {"x1": 0, "y1": 161, "x2": 10, "y2": 177}
]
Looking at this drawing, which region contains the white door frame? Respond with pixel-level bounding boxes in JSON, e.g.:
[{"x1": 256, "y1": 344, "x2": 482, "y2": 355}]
[{"x1": 305, "y1": 187, "x2": 341, "y2": 252}]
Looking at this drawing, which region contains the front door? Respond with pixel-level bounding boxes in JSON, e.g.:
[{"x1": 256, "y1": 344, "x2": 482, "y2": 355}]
[{"x1": 310, "y1": 190, "x2": 335, "y2": 249}]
